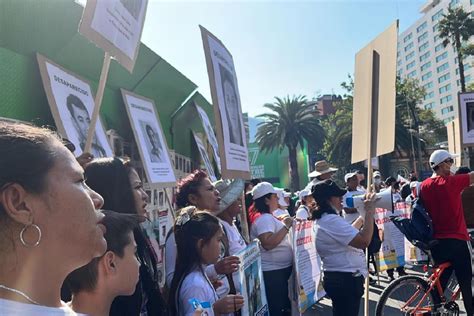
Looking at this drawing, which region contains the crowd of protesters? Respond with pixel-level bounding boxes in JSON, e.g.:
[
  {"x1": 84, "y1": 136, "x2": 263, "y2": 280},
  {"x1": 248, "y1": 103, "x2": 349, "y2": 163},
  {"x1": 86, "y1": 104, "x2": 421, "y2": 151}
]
[{"x1": 2, "y1": 121, "x2": 474, "y2": 316}]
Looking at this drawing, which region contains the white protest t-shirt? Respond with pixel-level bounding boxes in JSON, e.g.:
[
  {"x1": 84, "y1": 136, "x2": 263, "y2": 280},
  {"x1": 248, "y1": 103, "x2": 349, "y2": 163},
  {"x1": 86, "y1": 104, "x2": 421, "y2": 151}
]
[
  {"x1": 342, "y1": 190, "x2": 365, "y2": 224},
  {"x1": 178, "y1": 268, "x2": 218, "y2": 316},
  {"x1": 219, "y1": 219, "x2": 246, "y2": 255},
  {"x1": 250, "y1": 213, "x2": 293, "y2": 271},
  {"x1": 315, "y1": 213, "x2": 367, "y2": 277},
  {"x1": 295, "y1": 205, "x2": 311, "y2": 220},
  {"x1": 0, "y1": 298, "x2": 83, "y2": 316}
]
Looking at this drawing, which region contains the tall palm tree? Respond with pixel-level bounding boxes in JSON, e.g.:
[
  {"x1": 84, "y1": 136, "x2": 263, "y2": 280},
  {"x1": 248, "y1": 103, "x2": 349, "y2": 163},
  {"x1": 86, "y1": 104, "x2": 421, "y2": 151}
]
[
  {"x1": 255, "y1": 95, "x2": 325, "y2": 191},
  {"x1": 438, "y1": 7, "x2": 474, "y2": 92}
]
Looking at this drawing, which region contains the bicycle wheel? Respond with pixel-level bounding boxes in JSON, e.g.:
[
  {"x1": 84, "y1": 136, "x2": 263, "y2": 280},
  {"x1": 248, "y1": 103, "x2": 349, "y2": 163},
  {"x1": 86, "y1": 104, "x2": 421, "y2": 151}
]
[{"x1": 375, "y1": 275, "x2": 441, "y2": 316}]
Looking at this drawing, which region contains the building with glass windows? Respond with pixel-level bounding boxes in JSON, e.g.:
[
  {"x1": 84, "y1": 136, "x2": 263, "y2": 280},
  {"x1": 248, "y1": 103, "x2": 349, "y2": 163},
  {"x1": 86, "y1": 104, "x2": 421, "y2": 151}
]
[{"x1": 397, "y1": 0, "x2": 474, "y2": 124}]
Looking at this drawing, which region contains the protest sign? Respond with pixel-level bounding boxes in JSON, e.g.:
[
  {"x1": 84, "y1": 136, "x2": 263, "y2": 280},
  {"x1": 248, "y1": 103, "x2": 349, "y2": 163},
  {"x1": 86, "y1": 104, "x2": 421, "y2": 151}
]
[
  {"x1": 192, "y1": 131, "x2": 217, "y2": 182},
  {"x1": 195, "y1": 103, "x2": 221, "y2": 171},
  {"x1": 233, "y1": 241, "x2": 269, "y2": 316},
  {"x1": 292, "y1": 220, "x2": 325, "y2": 313},
  {"x1": 36, "y1": 53, "x2": 112, "y2": 158},
  {"x1": 122, "y1": 89, "x2": 176, "y2": 186},
  {"x1": 200, "y1": 26, "x2": 250, "y2": 180},
  {"x1": 374, "y1": 201, "x2": 409, "y2": 271}
]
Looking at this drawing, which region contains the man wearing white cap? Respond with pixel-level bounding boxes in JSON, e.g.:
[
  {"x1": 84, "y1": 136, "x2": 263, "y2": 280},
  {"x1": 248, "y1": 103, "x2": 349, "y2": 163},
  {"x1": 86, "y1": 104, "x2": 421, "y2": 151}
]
[
  {"x1": 295, "y1": 189, "x2": 315, "y2": 220},
  {"x1": 342, "y1": 172, "x2": 365, "y2": 224},
  {"x1": 420, "y1": 149, "x2": 474, "y2": 315},
  {"x1": 305, "y1": 160, "x2": 338, "y2": 191}
]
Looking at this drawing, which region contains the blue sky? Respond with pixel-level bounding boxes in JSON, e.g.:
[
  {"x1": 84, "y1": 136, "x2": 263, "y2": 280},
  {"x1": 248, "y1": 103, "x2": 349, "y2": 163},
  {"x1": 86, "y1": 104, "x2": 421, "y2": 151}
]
[{"x1": 142, "y1": 0, "x2": 426, "y2": 117}]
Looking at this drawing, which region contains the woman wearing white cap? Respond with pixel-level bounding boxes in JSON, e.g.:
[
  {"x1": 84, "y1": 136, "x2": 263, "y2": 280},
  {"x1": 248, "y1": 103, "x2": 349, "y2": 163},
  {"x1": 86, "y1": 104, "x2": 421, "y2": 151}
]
[
  {"x1": 273, "y1": 188, "x2": 291, "y2": 220},
  {"x1": 295, "y1": 189, "x2": 315, "y2": 220},
  {"x1": 249, "y1": 182, "x2": 294, "y2": 316}
]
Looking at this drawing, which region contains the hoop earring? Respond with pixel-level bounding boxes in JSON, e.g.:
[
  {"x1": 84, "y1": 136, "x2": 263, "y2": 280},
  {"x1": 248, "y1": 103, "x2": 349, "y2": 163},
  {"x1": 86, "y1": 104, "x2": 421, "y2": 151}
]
[{"x1": 20, "y1": 224, "x2": 42, "y2": 247}]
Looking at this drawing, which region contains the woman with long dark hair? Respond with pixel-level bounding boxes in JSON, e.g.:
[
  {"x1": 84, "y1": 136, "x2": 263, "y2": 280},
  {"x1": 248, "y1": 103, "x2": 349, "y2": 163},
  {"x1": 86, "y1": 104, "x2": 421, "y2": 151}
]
[
  {"x1": 168, "y1": 208, "x2": 244, "y2": 315},
  {"x1": 249, "y1": 182, "x2": 294, "y2": 316},
  {"x1": 83, "y1": 157, "x2": 166, "y2": 316},
  {"x1": 311, "y1": 180, "x2": 375, "y2": 316}
]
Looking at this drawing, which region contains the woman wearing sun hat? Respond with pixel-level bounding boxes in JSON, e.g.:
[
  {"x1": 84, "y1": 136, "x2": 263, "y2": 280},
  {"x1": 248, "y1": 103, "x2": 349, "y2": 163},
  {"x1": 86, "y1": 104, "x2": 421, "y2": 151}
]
[
  {"x1": 311, "y1": 180, "x2": 376, "y2": 316},
  {"x1": 305, "y1": 160, "x2": 338, "y2": 190}
]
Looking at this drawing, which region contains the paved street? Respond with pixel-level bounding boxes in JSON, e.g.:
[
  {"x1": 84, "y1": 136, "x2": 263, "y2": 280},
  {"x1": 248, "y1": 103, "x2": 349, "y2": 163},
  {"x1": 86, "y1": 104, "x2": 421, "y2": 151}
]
[{"x1": 307, "y1": 266, "x2": 468, "y2": 315}]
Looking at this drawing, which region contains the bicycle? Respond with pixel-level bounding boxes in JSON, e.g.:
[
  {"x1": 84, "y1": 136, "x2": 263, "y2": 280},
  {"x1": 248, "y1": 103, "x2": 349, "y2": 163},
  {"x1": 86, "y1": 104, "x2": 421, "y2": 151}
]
[{"x1": 375, "y1": 239, "x2": 461, "y2": 316}]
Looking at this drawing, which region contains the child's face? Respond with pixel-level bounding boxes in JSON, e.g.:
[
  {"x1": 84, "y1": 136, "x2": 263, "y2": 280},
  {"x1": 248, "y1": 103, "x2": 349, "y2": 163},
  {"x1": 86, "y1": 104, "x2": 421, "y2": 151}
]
[
  {"x1": 200, "y1": 228, "x2": 225, "y2": 265},
  {"x1": 115, "y1": 232, "x2": 140, "y2": 295}
]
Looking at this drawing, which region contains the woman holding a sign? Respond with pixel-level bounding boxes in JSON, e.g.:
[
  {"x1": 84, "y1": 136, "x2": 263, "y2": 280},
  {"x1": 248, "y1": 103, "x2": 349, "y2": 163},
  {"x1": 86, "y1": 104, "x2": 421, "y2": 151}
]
[
  {"x1": 249, "y1": 182, "x2": 294, "y2": 316},
  {"x1": 311, "y1": 180, "x2": 376, "y2": 316}
]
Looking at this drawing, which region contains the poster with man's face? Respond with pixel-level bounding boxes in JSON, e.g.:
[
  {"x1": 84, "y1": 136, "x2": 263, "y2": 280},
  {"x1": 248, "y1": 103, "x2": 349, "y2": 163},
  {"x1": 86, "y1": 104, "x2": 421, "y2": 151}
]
[
  {"x1": 36, "y1": 54, "x2": 113, "y2": 158},
  {"x1": 459, "y1": 92, "x2": 474, "y2": 145},
  {"x1": 193, "y1": 132, "x2": 217, "y2": 182},
  {"x1": 121, "y1": 89, "x2": 176, "y2": 186},
  {"x1": 195, "y1": 103, "x2": 221, "y2": 171},
  {"x1": 200, "y1": 26, "x2": 250, "y2": 179},
  {"x1": 79, "y1": 0, "x2": 148, "y2": 72}
]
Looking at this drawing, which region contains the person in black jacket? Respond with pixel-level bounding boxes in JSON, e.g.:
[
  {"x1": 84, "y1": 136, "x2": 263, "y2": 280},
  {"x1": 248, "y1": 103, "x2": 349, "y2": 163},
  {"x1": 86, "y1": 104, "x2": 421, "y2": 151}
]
[{"x1": 83, "y1": 157, "x2": 167, "y2": 316}]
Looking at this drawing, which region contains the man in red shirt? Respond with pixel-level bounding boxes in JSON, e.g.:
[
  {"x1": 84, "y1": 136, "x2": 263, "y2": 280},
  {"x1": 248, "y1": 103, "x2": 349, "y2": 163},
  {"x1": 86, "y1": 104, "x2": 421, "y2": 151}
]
[{"x1": 421, "y1": 149, "x2": 474, "y2": 315}]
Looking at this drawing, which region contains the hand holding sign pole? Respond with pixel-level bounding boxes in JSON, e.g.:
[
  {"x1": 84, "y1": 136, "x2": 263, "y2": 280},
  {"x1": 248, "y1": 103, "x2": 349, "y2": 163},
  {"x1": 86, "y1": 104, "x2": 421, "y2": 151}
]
[{"x1": 351, "y1": 21, "x2": 398, "y2": 316}]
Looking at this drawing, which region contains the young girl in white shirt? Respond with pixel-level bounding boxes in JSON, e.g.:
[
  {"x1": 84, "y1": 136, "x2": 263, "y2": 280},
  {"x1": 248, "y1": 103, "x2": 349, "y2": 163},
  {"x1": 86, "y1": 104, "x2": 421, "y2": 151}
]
[{"x1": 168, "y1": 207, "x2": 244, "y2": 316}]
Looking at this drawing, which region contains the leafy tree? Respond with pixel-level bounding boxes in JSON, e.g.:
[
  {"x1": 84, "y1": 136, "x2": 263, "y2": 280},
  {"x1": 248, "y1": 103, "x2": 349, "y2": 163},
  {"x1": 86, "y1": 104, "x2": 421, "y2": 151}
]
[
  {"x1": 438, "y1": 7, "x2": 474, "y2": 92},
  {"x1": 255, "y1": 95, "x2": 325, "y2": 191}
]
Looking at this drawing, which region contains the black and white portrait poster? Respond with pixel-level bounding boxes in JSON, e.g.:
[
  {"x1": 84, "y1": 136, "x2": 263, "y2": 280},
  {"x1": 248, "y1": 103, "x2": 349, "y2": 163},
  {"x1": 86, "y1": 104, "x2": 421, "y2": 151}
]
[
  {"x1": 200, "y1": 26, "x2": 250, "y2": 179},
  {"x1": 121, "y1": 89, "x2": 176, "y2": 186},
  {"x1": 192, "y1": 131, "x2": 217, "y2": 182},
  {"x1": 459, "y1": 92, "x2": 474, "y2": 145},
  {"x1": 195, "y1": 103, "x2": 221, "y2": 171},
  {"x1": 36, "y1": 54, "x2": 112, "y2": 158},
  {"x1": 79, "y1": 0, "x2": 148, "y2": 72}
]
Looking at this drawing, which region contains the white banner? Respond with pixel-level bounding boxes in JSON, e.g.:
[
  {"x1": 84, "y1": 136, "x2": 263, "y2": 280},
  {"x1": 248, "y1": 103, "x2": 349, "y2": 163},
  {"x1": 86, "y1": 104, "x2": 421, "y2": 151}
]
[
  {"x1": 233, "y1": 241, "x2": 269, "y2": 316},
  {"x1": 292, "y1": 220, "x2": 325, "y2": 313},
  {"x1": 374, "y1": 202, "x2": 409, "y2": 271}
]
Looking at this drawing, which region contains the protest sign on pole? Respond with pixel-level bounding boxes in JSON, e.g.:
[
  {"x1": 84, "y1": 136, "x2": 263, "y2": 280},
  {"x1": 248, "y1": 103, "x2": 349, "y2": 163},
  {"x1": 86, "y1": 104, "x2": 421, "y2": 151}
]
[
  {"x1": 458, "y1": 92, "x2": 474, "y2": 146},
  {"x1": 192, "y1": 131, "x2": 217, "y2": 182},
  {"x1": 121, "y1": 89, "x2": 176, "y2": 186},
  {"x1": 200, "y1": 25, "x2": 250, "y2": 180},
  {"x1": 36, "y1": 53, "x2": 113, "y2": 158},
  {"x1": 292, "y1": 220, "x2": 325, "y2": 313},
  {"x1": 195, "y1": 102, "x2": 221, "y2": 171},
  {"x1": 446, "y1": 118, "x2": 463, "y2": 167},
  {"x1": 78, "y1": 0, "x2": 148, "y2": 153},
  {"x1": 351, "y1": 21, "x2": 398, "y2": 316},
  {"x1": 233, "y1": 241, "x2": 269, "y2": 316}
]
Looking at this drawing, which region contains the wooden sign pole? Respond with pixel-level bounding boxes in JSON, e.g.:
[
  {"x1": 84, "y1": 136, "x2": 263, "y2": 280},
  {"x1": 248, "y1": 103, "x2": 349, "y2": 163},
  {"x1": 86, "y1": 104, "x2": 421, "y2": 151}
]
[{"x1": 84, "y1": 52, "x2": 111, "y2": 153}]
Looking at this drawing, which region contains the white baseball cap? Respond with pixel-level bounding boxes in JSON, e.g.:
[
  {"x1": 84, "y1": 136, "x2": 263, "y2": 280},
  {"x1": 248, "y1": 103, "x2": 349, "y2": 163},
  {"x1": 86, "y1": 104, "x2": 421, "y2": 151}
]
[
  {"x1": 373, "y1": 171, "x2": 382, "y2": 178},
  {"x1": 275, "y1": 188, "x2": 288, "y2": 207},
  {"x1": 429, "y1": 150, "x2": 459, "y2": 168},
  {"x1": 298, "y1": 189, "x2": 311, "y2": 200},
  {"x1": 251, "y1": 182, "x2": 278, "y2": 200},
  {"x1": 344, "y1": 172, "x2": 358, "y2": 183}
]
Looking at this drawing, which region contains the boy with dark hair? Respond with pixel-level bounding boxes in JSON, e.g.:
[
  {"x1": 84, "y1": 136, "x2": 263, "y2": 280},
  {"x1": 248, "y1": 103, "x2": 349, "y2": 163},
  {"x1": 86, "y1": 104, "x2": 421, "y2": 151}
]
[{"x1": 64, "y1": 210, "x2": 141, "y2": 316}]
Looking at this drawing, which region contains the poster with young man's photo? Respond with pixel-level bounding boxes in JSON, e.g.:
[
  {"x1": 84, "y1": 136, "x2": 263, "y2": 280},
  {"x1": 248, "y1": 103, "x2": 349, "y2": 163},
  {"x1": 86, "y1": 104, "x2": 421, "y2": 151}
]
[
  {"x1": 36, "y1": 53, "x2": 113, "y2": 158},
  {"x1": 200, "y1": 26, "x2": 250, "y2": 179},
  {"x1": 121, "y1": 89, "x2": 176, "y2": 186},
  {"x1": 192, "y1": 131, "x2": 217, "y2": 182},
  {"x1": 195, "y1": 102, "x2": 221, "y2": 171},
  {"x1": 459, "y1": 92, "x2": 474, "y2": 145},
  {"x1": 79, "y1": 0, "x2": 148, "y2": 72}
]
